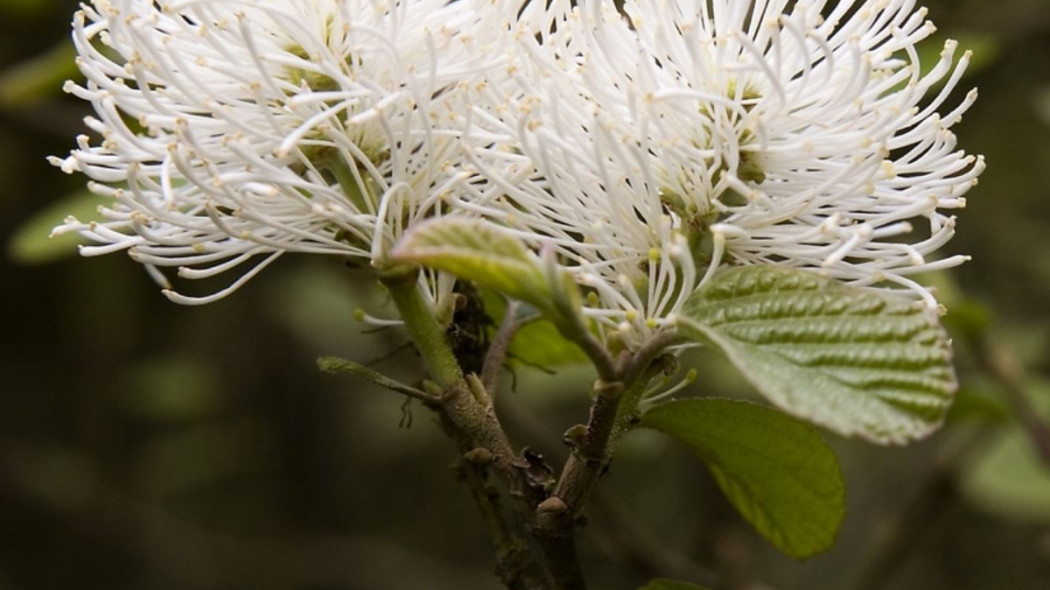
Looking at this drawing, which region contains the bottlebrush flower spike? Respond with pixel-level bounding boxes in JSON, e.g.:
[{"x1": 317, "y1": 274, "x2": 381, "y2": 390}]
[
  {"x1": 52, "y1": 0, "x2": 504, "y2": 305},
  {"x1": 464, "y1": 0, "x2": 984, "y2": 348}
]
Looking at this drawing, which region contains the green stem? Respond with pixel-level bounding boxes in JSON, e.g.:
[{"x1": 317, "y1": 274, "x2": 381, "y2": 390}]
[
  {"x1": 381, "y1": 269, "x2": 516, "y2": 461},
  {"x1": 380, "y1": 266, "x2": 463, "y2": 388},
  {"x1": 611, "y1": 331, "x2": 682, "y2": 439},
  {"x1": 381, "y1": 268, "x2": 555, "y2": 588},
  {"x1": 327, "y1": 155, "x2": 374, "y2": 214},
  {"x1": 541, "y1": 252, "x2": 617, "y2": 383}
]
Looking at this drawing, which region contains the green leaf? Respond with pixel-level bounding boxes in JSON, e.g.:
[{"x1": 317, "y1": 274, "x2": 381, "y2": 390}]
[
  {"x1": 7, "y1": 190, "x2": 103, "y2": 264},
  {"x1": 317, "y1": 356, "x2": 434, "y2": 401},
  {"x1": 480, "y1": 288, "x2": 587, "y2": 367},
  {"x1": 391, "y1": 218, "x2": 551, "y2": 309},
  {"x1": 641, "y1": 399, "x2": 845, "y2": 559},
  {"x1": 677, "y1": 266, "x2": 956, "y2": 444},
  {"x1": 509, "y1": 318, "x2": 588, "y2": 367},
  {"x1": 638, "y1": 579, "x2": 713, "y2": 590}
]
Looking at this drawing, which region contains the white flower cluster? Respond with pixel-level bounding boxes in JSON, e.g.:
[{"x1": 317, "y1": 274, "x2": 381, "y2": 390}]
[
  {"x1": 461, "y1": 0, "x2": 983, "y2": 346},
  {"x1": 53, "y1": 0, "x2": 503, "y2": 305},
  {"x1": 56, "y1": 0, "x2": 982, "y2": 343}
]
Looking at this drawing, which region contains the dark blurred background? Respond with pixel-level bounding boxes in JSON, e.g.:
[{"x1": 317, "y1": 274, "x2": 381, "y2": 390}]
[{"x1": 2, "y1": 1, "x2": 1050, "y2": 589}]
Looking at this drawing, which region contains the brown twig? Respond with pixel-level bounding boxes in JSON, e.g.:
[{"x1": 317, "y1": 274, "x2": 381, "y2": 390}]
[
  {"x1": 482, "y1": 300, "x2": 526, "y2": 395},
  {"x1": 531, "y1": 379, "x2": 625, "y2": 590},
  {"x1": 439, "y1": 411, "x2": 549, "y2": 590},
  {"x1": 531, "y1": 330, "x2": 681, "y2": 589}
]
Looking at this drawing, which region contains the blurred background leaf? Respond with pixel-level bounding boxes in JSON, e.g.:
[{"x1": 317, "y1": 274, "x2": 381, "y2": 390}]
[
  {"x1": 6, "y1": 189, "x2": 100, "y2": 264},
  {"x1": 0, "y1": 42, "x2": 76, "y2": 109}
]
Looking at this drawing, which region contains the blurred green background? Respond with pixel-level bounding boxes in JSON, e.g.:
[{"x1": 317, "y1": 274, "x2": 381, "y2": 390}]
[{"x1": 2, "y1": 1, "x2": 1050, "y2": 589}]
